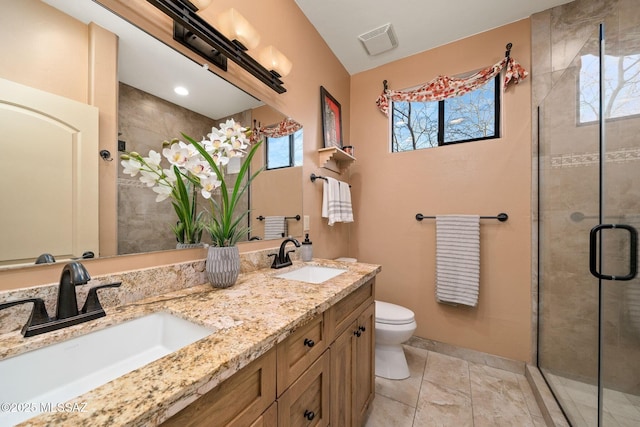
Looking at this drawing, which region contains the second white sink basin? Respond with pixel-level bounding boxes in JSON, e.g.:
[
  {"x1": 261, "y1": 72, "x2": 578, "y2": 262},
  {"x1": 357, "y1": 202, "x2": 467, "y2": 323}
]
[
  {"x1": 0, "y1": 312, "x2": 213, "y2": 426},
  {"x1": 276, "y1": 265, "x2": 347, "y2": 284}
]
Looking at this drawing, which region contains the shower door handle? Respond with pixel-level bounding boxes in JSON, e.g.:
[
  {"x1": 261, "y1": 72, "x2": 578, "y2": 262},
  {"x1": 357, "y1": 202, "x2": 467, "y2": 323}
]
[{"x1": 589, "y1": 224, "x2": 638, "y2": 281}]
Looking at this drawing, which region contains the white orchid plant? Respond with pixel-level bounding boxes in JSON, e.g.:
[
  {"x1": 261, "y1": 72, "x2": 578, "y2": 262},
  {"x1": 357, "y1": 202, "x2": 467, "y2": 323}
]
[{"x1": 120, "y1": 119, "x2": 262, "y2": 246}]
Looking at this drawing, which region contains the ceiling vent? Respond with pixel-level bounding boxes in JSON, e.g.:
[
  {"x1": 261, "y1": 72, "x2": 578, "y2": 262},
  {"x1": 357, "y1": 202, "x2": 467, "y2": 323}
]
[{"x1": 358, "y1": 23, "x2": 398, "y2": 56}]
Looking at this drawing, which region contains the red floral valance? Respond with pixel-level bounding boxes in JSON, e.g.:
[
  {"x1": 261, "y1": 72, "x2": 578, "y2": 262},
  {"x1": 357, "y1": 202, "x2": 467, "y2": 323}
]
[
  {"x1": 375, "y1": 56, "x2": 529, "y2": 117},
  {"x1": 254, "y1": 117, "x2": 302, "y2": 140}
]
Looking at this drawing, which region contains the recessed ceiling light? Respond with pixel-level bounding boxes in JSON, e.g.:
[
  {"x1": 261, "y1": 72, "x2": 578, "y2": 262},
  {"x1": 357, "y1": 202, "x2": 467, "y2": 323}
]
[{"x1": 174, "y1": 86, "x2": 189, "y2": 96}]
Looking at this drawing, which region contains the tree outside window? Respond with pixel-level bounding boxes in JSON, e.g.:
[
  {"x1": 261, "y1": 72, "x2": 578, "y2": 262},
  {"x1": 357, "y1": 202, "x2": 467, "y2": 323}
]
[{"x1": 391, "y1": 76, "x2": 500, "y2": 152}]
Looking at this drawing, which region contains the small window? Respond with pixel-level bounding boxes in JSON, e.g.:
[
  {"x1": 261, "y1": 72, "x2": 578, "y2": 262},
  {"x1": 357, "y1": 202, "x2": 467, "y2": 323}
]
[
  {"x1": 266, "y1": 128, "x2": 303, "y2": 170},
  {"x1": 391, "y1": 75, "x2": 500, "y2": 152}
]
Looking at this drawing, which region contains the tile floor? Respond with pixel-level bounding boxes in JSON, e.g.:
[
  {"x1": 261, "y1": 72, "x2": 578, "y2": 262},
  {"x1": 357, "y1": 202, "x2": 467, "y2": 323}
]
[
  {"x1": 365, "y1": 345, "x2": 546, "y2": 427},
  {"x1": 545, "y1": 372, "x2": 640, "y2": 427}
]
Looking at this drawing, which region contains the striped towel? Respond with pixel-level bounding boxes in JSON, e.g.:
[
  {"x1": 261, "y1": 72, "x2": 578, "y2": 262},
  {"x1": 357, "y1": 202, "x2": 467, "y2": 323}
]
[
  {"x1": 435, "y1": 215, "x2": 480, "y2": 307},
  {"x1": 322, "y1": 177, "x2": 354, "y2": 226},
  {"x1": 264, "y1": 216, "x2": 287, "y2": 240}
]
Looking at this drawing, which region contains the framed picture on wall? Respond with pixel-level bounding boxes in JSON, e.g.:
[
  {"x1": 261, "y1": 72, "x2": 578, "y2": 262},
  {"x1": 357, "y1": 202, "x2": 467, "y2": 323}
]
[{"x1": 320, "y1": 86, "x2": 343, "y2": 148}]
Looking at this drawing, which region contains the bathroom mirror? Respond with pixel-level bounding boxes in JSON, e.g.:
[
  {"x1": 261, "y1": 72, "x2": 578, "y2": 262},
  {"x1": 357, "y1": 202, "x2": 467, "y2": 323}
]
[{"x1": 0, "y1": 0, "x2": 302, "y2": 268}]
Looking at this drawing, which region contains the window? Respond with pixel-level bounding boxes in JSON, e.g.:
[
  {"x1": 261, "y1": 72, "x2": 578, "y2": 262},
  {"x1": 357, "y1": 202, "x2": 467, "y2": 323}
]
[
  {"x1": 391, "y1": 75, "x2": 500, "y2": 152},
  {"x1": 579, "y1": 53, "x2": 640, "y2": 124},
  {"x1": 266, "y1": 128, "x2": 303, "y2": 170}
]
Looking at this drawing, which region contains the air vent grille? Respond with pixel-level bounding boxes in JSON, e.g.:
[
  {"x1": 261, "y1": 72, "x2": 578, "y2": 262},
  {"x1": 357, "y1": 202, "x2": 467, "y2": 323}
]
[{"x1": 358, "y1": 23, "x2": 398, "y2": 56}]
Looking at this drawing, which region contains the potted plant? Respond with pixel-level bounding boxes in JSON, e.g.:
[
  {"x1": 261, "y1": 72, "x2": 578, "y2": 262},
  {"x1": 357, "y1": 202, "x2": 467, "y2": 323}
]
[
  {"x1": 121, "y1": 119, "x2": 262, "y2": 287},
  {"x1": 183, "y1": 120, "x2": 262, "y2": 288}
]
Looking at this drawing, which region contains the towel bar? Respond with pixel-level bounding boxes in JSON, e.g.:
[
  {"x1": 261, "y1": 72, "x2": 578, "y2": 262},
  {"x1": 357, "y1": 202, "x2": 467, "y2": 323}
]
[
  {"x1": 310, "y1": 173, "x2": 352, "y2": 187},
  {"x1": 415, "y1": 213, "x2": 508, "y2": 222},
  {"x1": 257, "y1": 215, "x2": 301, "y2": 221}
]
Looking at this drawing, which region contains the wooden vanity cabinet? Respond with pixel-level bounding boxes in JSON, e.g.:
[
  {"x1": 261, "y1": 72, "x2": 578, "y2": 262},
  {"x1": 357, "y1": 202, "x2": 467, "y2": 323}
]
[
  {"x1": 328, "y1": 281, "x2": 375, "y2": 426},
  {"x1": 162, "y1": 278, "x2": 375, "y2": 427}
]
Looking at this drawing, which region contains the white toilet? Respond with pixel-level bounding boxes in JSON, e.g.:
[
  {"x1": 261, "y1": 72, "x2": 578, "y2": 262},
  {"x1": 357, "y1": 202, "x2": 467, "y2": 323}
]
[{"x1": 335, "y1": 258, "x2": 417, "y2": 380}]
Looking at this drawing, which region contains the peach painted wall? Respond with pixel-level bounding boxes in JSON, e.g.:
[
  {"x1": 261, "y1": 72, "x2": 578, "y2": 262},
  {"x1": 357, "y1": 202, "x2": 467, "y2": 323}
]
[
  {"x1": 349, "y1": 20, "x2": 533, "y2": 362},
  {"x1": 0, "y1": 0, "x2": 351, "y2": 289}
]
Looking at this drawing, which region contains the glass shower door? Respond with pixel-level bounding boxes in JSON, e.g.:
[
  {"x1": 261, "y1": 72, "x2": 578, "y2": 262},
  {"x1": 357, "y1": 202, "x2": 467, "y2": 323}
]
[
  {"x1": 537, "y1": 26, "x2": 602, "y2": 426},
  {"x1": 538, "y1": 18, "x2": 640, "y2": 426},
  {"x1": 597, "y1": 14, "x2": 640, "y2": 426}
]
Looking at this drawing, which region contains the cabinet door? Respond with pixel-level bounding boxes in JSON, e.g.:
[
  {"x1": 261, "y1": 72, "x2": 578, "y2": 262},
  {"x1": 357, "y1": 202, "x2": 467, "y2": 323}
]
[
  {"x1": 162, "y1": 348, "x2": 276, "y2": 427},
  {"x1": 249, "y1": 403, "x2": 277, "y2": 427},
  {"x1": 330, "y1": 320, "x2": 356, "y2": 426},
  {"x1": 354, "y1": 303, "x2": 375, "y2": 425},
  {"x1": 278, "y1": 351, "x2": 330, "y2": 427}
]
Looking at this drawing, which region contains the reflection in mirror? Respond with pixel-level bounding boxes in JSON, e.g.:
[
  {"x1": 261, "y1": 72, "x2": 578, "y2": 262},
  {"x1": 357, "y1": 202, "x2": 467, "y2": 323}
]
[{"x1": 0, "y1": 0, "x2": 303, "y2": 268}]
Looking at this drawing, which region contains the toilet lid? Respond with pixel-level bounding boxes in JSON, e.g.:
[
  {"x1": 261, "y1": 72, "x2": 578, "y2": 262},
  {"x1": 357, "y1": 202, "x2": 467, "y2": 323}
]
[{"x1": 375, "y1": 300, "x2": 415, "y2": 325}]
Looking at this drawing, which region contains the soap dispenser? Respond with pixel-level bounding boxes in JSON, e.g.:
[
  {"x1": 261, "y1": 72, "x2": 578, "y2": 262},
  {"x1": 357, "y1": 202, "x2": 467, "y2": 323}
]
[{"x1": 300, "y1": 233, "x2": 313, "y2": 262}]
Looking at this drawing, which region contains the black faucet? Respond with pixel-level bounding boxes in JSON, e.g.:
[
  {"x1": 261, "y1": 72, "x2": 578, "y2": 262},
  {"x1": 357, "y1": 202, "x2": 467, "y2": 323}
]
[
  {"x1": 269, "y1": 238, "x2": 301, "y2": 269},
  {"x1": 0, "y1": 261, "x2": 121, "y2": 337},
  {"x1": 56, "y1": 261, "x2": 91, "y2": 319}
]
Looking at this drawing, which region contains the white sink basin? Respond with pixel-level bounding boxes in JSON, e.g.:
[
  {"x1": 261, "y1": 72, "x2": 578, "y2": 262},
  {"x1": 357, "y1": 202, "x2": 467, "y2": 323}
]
[
  {"x1": 276, "y1": 265, "x2": 347, "y2": 284},
  {"x1": 0, "y1": 312, "x2": 212, "y2": 426}
]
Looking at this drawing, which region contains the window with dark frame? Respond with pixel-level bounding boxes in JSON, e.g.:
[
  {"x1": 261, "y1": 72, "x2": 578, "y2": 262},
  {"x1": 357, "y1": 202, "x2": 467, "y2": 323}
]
[
  {"x1": 265, "y1": 129, "x2": 303, "y2": 170},
  {"x1": 391, "y1": 75, "x2": 501, "y2": 152}
]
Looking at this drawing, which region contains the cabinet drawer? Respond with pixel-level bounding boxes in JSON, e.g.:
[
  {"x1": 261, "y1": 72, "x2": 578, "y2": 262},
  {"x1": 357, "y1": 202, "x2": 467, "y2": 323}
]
[
  {"x1": 162, "y1": 347, "x2": 276, "y2": 427},
  {"x1": 277, "y1": 313, "x2": 328, "y2": 395},
  {"x1": 278, "y1": 350, "x2": 330, "y2": 427},
  {"x1": 327, "y1": 279, "x2": 374, "y2": 341}
]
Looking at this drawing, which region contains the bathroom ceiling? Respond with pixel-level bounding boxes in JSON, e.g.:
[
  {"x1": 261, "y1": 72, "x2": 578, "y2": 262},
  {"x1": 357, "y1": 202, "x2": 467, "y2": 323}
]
[{"x1": 295, "y1": 0, "x2": 574, "y2": 75}]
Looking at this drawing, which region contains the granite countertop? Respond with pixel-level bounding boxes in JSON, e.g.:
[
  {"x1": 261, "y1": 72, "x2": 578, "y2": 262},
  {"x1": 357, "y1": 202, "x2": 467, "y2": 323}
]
[{"x1": 3, "y1": 259, "x2": 380, "y2": 426}]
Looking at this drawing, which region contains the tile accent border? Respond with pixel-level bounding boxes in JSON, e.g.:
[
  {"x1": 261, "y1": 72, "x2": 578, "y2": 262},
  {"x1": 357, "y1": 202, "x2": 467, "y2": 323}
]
[{"x1": 550, "y1": 147, "x2": 640, "y2": 168}]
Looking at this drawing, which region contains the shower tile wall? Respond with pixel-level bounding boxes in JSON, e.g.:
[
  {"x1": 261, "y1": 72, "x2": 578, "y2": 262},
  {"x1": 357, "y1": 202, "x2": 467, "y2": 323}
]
[
  {"x1": 532, "y1": 0, "x2": 640, "y2": 395},
  {"x1": 117, "y1": 83, "x2": 252, "y2": 255}
]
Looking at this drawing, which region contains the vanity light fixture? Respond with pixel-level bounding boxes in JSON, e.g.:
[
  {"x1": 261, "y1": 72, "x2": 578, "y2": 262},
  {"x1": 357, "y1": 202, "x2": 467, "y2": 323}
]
[
  {"x1": 217, "y1": 8, "x2": 260, "y2": 51},
  {"x1": 258, "y1": 45, "x2": 292, "y2": 78},
  {"x1": 147, "y1": 0, "x2": 286, "y2": 93}
]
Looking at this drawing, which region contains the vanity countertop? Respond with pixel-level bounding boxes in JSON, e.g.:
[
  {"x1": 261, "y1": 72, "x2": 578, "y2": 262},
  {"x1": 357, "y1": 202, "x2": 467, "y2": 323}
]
[{"x1": 3, "y1": 259, "x2": 380, "y2": 426}]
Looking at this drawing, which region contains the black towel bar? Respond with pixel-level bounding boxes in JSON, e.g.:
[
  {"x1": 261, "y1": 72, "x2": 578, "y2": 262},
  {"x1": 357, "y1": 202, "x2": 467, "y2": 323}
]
[
  {"x1": 415, "y1": 213, "x2": 508, "y2": 222},
  {"x1": 257, "y1": 215, "x2": 301, "y2": 221},
  {"x1": 310, "y1": 173, "x2": 351, "y2": 187}
]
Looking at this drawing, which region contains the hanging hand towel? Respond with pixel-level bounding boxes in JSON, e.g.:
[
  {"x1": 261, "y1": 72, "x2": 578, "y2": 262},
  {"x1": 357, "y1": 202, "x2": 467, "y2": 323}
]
[
  {"x1": 264, "y1": 216, "x2": 287, "y2": 239},
  {"x1": 322, "y1": 177, "x2": 341, "y2": 226},
  {"x1": 435, "y1": 215, "x2": 480, "y2": 307},
  {"x1": 338, "y1": 180, "x2": 354, "y2": 223},
  {"x1": 322, "y1": 177, "x2": 354, "y2": 225}
]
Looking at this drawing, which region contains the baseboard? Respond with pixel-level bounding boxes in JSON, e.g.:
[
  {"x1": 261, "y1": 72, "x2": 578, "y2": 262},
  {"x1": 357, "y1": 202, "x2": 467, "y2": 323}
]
[{"x1": 405, "y1": 336, "x2": 525, "y2": 375}]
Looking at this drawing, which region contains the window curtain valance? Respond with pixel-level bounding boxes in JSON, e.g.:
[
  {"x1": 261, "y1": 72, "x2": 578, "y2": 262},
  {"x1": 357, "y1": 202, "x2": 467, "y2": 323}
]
[
  {"x1": 254, "y1": 117, "x2": 302, "y2": 140},
  {"x1": 375, "y1": 56, "x2": 529, "y2": 117}
]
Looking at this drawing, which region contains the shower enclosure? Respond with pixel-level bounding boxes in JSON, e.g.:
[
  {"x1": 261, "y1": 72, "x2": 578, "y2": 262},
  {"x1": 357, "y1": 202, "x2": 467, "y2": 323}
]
[{"x1": 538, "y1": 20, "x2": 640, "y2": 426}]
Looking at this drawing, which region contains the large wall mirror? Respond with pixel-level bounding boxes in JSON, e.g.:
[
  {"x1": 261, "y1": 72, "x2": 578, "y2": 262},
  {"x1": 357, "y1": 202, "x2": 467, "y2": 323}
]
[{"x1": 0, "y1": 0, "x2": 303, "y2": 269}]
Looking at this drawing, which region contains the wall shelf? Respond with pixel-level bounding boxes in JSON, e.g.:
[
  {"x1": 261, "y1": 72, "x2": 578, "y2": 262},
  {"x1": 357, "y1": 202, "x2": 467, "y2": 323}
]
[{"x1": 317, "y1": 147, "x2": 355, "y2": 174}]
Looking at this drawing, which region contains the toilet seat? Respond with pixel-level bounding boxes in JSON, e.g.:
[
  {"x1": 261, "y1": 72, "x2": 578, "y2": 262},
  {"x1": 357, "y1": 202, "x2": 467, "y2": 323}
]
[{"x1": 375, "y1": 301, "x2": 415, "y2": 325}]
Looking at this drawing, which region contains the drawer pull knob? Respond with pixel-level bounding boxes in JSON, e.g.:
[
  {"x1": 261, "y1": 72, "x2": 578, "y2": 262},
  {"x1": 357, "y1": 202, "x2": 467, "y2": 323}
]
[
  {"x1": 354, "y1": 330, "x2": 362, "y2": 337},
  {"x1": 304, "y1": 410, "x2": 315, "y2": 421},
  {"x1": 304, "y1": 338, "x2": 315, "y2": 348},
  {"x1": 359, "y1": 325, "x2": 366, "y2": 332}
]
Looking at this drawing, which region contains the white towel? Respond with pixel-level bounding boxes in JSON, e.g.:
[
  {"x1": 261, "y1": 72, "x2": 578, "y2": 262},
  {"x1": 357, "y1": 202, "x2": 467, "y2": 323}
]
[
  {"x1": 435, "y1": 215, "x2": 480, "y2": 307},
  {"x1": 264, "y1": 216, "x2": 287, "y2": 239},
  {"x1": 322, "y1": 177, "x2": 354, "y2": 226}
]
